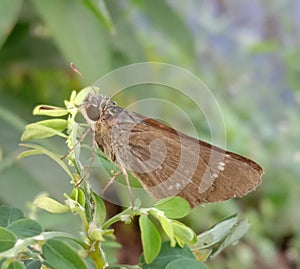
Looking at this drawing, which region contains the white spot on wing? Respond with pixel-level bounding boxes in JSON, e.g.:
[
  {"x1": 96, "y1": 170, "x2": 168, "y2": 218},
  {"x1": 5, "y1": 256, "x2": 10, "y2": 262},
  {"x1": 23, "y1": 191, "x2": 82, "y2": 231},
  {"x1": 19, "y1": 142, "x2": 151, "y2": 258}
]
[
  {"x1": 217, "y1": 161, "x2": 225, "y2": 171},
  {"x1": 211, "y1": 173, "x2": 218, "y2": 179},
  {"x1": 167, "y1": 185, "x2": 174, "y2": 190},
  {"x1": 175, "y1": 182, "x2": 182, "y2": 190}
]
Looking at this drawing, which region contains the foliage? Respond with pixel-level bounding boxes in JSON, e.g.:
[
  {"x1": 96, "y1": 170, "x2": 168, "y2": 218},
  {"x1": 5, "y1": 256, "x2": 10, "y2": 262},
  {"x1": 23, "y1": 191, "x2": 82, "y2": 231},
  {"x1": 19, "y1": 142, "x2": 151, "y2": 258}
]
[
  {"x1": 0, "y1": 89, "x2": 249, "y2": 268},
  {"x1": 0, "y1": 0, "x2": 300, "y2": 268}
]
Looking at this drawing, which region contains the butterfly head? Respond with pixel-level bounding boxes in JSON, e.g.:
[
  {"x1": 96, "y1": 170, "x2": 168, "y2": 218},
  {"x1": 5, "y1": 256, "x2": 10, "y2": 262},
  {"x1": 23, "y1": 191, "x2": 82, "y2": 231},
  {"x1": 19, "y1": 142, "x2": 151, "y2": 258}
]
[{"x1": 81, "y1": 92, "x2": 116, "y2": 124}]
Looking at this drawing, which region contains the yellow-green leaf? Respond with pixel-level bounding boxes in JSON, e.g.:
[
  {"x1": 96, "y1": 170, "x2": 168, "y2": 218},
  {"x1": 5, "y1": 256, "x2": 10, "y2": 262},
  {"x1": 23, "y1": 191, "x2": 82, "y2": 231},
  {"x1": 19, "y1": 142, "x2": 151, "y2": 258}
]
[
  {"x1": 33, "y1": 196, "x2": 69, "y2": 214},
  {"x1": 91, "y1": 192, "x2": 106, "y2": 226},
  {"x1": 157, "y1": 216, "x2": 175, "y2": 247},
  {"x1": 17, "y1": 149, "x2": 42, "y2": 159},
  {"x1": 139, "y1": 215, "x2": 161, "y2": 264},
  {"x1": 155, "y1": 197, "x2": 191, "y2": 219},
  {"x1": 33, "y1": 105, "x2": 68, "y2": 117},
  {"x1": 74, "y1": 86, "x2": 98, "y2": 106},
  {"x1": 70, "y1": 188, "x2": 86, "y2": 207},
  {"x1": 21, "y1": 121, "x2": 67, "y2": 141},
  {"x1": 19, "y1": 143, "x2": 73, "y2": 179},
  {"x1": 172, "y1": 220, "x2": 196, "y2": 246}
]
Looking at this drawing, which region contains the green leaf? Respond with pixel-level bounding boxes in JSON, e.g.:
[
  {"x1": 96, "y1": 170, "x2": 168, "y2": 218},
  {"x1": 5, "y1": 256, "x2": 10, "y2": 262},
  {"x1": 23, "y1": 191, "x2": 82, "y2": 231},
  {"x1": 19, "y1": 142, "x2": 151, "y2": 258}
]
[
  {"x1": 139, "y1": 215, "x2": 161, "y2": 264},
  {"x1": 35, "y1": 119, "x2": 68, "y2": 130},
  {"x1": 0, "y1": 0, "x2": 23, "y2": 49},
  {"x1": 7, "y1": 219, "x2": 43, "y2": 238},
  {"x1": 91, "y1": 192, "x2": 106, "y2": 226},
  {"x1": 73, "y1": 86, "x2": 101, "y2": 106},
  {"x1": 23, "y1": 260, "x2": 41, "y2": 269},
  {"x1": 190, "y1": 214, "x2": 250, "y2": 260},
  {"x1": 73, "y1": 87, "x2": 95, "y2": 106},
  {"x1": 7, "y1": 261, "x2": 26, "y2": 269},
  {"x1": 104, "y1": 1, "x2": 145, "y2": 62},
  {"x1": 19, "y1": 143, "x2": 73, "y2": 179},
  {"x1": 138, "y1": 0, "x2": 195, "y2": 61},
  {"x1": 155, "y1": 197, "x2": 190, "y2": 219},
  {"x1": 42, "y1": 238, "x2": 87, "y2": 269},
  {"x1": 172, "y1": 220, "x2": 196, "y2": 246},
  {"x1": 70, "y1": 188, "x2": 86, "y2": 208},
  {"x1": 191, "y1": 214, "x2": 239, "y2": 249},
  {"x1": 33, "y1": 105, "x2": 68, "y2": 117},
  {"x1": 105, "y1": 264, "x2": 143, "y2": 269},
  {"x1": 0, "y1": 231, "x2": 83, "y2": 260},
  {"x1": 16, "y1": 149, "x2": 43, "y2": 159},
  {"x1": 33, "y1": 196, "x2": 69, "y2": 214},
  {"x1": 140, "y1": 241, "x2": 195, "y2": 269},
  {"x1": 39, "y1": 231, "x2": 87, "y2": 248},
  {"x1": 0, "y1": 227, "x2": 17, "y2": 252},
  {"x1": 0, "y1": 206, "x2": 24, "y2": 227},
  {"x1": 211, "y1": 218, "x2": 250, "y2": 258},
  {"x1": 31, "y1": 0, "x2": 111, "y2": 82},
  {"x1": 21, "y1": 119, "x2": 68, "y2": 141},
  {"x1": 83, "y1": 0, "x2": 116, "y2": 34},
  {"x1": 156, "y1": 216, "x2": 175, "y2": 247},
  {"x1": 165, "y1": 258, "x2": 207, "y2": 269}
]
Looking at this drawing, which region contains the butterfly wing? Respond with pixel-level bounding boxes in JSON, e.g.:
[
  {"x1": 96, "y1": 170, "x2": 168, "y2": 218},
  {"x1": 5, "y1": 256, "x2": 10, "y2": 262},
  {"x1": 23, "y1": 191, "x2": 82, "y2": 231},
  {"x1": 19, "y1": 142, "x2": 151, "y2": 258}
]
[{"x1": 112, "y1": 115, "x2": 263, "y2": 207}]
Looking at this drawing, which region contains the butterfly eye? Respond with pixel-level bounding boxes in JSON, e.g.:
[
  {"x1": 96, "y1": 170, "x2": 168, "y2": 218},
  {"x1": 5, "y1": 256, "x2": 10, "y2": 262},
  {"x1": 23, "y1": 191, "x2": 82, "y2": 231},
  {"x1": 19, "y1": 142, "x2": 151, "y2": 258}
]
[{"x1": 86, "y1": 106, "x2": 100, "y2": 121}]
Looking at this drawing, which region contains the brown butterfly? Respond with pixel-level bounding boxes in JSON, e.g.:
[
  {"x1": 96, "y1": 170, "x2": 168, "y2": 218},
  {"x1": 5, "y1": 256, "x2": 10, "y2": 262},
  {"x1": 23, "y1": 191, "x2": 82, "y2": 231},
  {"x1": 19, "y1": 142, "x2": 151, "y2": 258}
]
[{"x1": 80, "y1": 92, "x2": 263, "y2": 208}]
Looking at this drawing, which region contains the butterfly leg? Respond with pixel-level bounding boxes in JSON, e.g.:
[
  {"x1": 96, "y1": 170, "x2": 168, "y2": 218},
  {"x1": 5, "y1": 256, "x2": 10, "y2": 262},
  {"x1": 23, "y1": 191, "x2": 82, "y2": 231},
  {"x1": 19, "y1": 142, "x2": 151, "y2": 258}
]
[
  {"x1": 101, "y1": 170, "x2": 121, "y2": 194},
  {"x1": 101, "y1": 166, "x2": 135, "y2": 208},
  {"x1": 61, "y1": 127, "x2": 91, "y2": 160},
  {"x1": 118, "y1": 164, "x2": 135, "y2": 208},
  {"x1": 75, "y1": 128, "x2": 96, "y2": 187}
]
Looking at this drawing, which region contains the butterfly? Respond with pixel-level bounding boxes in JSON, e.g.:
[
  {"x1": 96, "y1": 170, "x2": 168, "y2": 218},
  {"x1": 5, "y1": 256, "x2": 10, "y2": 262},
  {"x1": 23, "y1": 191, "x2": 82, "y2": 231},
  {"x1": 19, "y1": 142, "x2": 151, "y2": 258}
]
[{"x1": 80, "y1": 92, "x2": 263, "y2": 207}]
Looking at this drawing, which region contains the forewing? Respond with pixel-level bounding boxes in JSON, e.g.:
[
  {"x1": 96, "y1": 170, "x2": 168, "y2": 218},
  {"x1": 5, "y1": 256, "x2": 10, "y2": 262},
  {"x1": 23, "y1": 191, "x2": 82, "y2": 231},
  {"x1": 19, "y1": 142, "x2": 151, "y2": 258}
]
[{"x1": 112, "y1": 114, "x2": 263, "y2": 207}]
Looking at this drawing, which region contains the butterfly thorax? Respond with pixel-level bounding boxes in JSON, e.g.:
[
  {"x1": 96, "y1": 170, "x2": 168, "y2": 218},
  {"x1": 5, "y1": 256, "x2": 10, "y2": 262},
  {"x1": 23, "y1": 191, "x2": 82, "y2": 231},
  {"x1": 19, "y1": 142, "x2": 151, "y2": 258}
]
[{"x1": 81, "y1": 93, "x2": 141, "y2": 163}]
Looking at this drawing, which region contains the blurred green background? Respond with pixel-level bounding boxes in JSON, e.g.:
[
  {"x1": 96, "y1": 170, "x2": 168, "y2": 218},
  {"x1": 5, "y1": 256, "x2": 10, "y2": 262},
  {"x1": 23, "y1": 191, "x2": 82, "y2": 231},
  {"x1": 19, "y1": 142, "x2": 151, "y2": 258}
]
[{"x1": 0, "y1": 0, "x2": 300, "y2": 268}]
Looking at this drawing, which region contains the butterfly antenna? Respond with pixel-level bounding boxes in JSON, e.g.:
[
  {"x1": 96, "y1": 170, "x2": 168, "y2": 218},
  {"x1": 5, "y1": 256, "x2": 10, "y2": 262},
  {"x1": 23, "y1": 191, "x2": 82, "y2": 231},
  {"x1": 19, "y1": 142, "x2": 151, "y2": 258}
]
[{"x1": 70, "y1": 62, "x2": 97, "y2": 94}]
